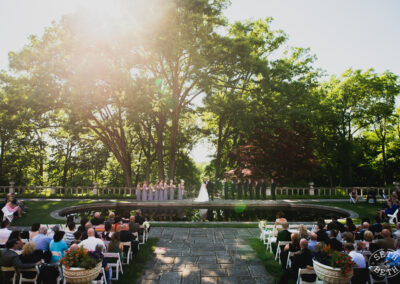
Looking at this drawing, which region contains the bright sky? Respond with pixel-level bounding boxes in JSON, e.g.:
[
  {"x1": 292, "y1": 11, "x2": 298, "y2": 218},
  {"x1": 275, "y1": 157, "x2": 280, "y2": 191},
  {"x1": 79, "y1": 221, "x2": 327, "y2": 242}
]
[{"x1": 1, "y1": 0, "x2": 399, "y2": 163}]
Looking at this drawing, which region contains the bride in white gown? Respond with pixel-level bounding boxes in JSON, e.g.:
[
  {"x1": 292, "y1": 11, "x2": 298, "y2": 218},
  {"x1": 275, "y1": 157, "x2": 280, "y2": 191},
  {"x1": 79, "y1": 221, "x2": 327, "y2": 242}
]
[{"x1": 194, "y1": 182, "x2": 209, "y2": 202}]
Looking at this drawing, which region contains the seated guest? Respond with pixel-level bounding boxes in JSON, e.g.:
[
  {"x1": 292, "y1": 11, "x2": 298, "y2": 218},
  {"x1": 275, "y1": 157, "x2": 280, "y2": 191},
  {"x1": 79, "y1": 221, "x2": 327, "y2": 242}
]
[
  {"x1": 298, "y1": 225, "x2": 309, "y2": 240},
  {"x1": 101, "y1": 222, "x2": 113, "y2": 241},
  {"x1": 47, "y1": 225, "x2": 59, "y2": 240},
  {"x1": 0, "y1": 220, "x2": 12, "y2": 240},
  {"x1": 343, "y1": 232, "x2": 355, "y2": 244},
  {"x1": 134, "y1": 210, "x2": 145, "y2": 225},
  {"x1": 393, "y1": 222, "x2": 400, "y2": 239},
  {"x1": 128, "y1": 216, "x2": 140, "y2": 237},
  {"x1": 72, "y1": 231, "x2": 82, "y2": 245},
  {"x1": 32, "y1": 226, "x2": 51, "y2": 251},
  {"x1": 5, "y1": 198, "x2": 23, "y2": 218},
  {"x1": 326, "y1": 229, "x2": 343, "y2": 251},
  {"x1": 281, "y1": 233, "x2": 301, "y2": 268},
  {"x1": 360, "y1": 222, "x2": 370, "y2": 240},
  {"x1": 77, "y1": 217, "x2": 89, "y2": 232},
  {"x1": 81, "y1": 222, "x2": 101, "y2": 240},
  {"x1": 64, "y1": 222, "x2": 76, "y2": 246},
  {"x1": 65, "y1": 215, "x2": 74, "y2": 229},
  {"x1": 107, "y1": 212, "x2": 116, "y2": 225},
  {"x1": 366, "y1": 188, "x2": 377, "y2": 204},
  {"x1": 29, "y1": 223, "x2": 41, "y2": 240},
  {"x1": 275, "y1": 211, "x2": 287, "y2": 226},
  {"x1": 371, "y1": 216, "x2": 382, "y2": 235},
  {"x1": 344, "y1": 243, "x2": 366, "y2": 268},
  {"x1": 380, "y1": 200, "x2": 399, "y2": 221},
  {"x1": 330, "y1": 216, "x2": 345, "y2": 233},
  {"x1": 278, "y1": 239, "x2": 315, "y2": 284},
  {"x1": 37, "y1": 251, "x2": 60, "y2": 284},
  {"x1": 7, "y1": 231, "x2": 24, "y2": 250},
  {"x1": 107, "y1": 231, "x2": 124, "y2": 262},
  {"x1": 1, "y1": 239, "x2": 41, "y2": 283},
  {"x1": 79, "y1": 228, "x2": 104, "y2": 251},
  {"x1": 345, "y1": 218, "x2": 357, "y2": 233},
  {"x1": 50, "y1": 231, "x2": 68, "y2": 263},
  {"x1": 377, "y1": 229, "x2": 395, "y2": 250},
  {"x1": 362, "y1": 230, "x2": 374, "y2": 250},
  {"x1": 91, "y1": 212, "x2": 105, "y2": 226},
  {"x1": 94, "y1": 244, "x2": 112, "y2": 284},
  {"x1": 315, "y1": 220, "x2": 328, "y2": 243},
  {"x1": 277, "y1": 222, "x2": 291, "y2": 242},
  {"x1": 308, "y1": 232, "x2": 318, "y2": 251},
  {"x1": 120, "y1": 223, "x2": 139, "y2": 256},
  {"x1": 20, "y1": 242, "x2": 41, "y2": 263}
]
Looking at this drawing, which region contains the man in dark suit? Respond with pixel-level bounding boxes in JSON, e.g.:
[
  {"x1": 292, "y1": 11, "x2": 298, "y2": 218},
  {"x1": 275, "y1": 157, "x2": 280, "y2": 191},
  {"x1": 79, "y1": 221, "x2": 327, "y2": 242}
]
[
  {"x1": 1, "y1": 239, "x2": 41, "y2": 283},
  {"x1": 223, "y1": 178, "x2": 229, "y2": 200},
  {"x1": 231, "y1": 178, "x2": 236, "y2": 200},
  {"x1": 271, "y1": 178, "x2": 276, "y2": 200},
  {"x1": 243, "y1": 179, "x2": 248, "y2": 199},
  {"x1": 237, "y1": 179, "x2": 242, "y2": 199},
  {"x1": 326, "y1": 230, "x2": 343, "y2": 251},
  {"x1": 248, "y1": 179, "x2": 254, "y2": 199},
  {"x1": 255, "y1": 180, "x2": 261, "y2": 200},
  {"x1": 206, "y1": 178, "x2": 214, "y2": 201},
  {"x1": 279, "y1": 239, "x2": 315, "y2": 284},
  {"x1": 261, "y1": 179, "x2": 266, "y2": 200},
  {"x1": 377, "y1": 229, "x2": 395, "y2": 250}
]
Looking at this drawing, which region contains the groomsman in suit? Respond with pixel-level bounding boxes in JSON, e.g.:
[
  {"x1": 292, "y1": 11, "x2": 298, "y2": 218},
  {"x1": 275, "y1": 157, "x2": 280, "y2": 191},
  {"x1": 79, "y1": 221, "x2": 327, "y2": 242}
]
[
  {"x1": 243, "y1": 179, "x2": 248, "y2": 199},
  {"x1": 261, "y1": 179, "x2": 267, "y2": 200},
  {"x1": 223, "y1": 178, "x2": 229, "y2": 200},
  {"x1": 271, "y1": 178, "x2": 276, "y2": 200},
  {"x1": 255, "y1": 180, "x2": 261, "y2": 200},
  {"x1": 231, "y1": 178, "x2": 236, "y2": 200},
  {"x1": 237, "y1": 179, "x2": 243, "y2": 199},
  {"x1": 248, "y1": 178, "x2": 254, "y2": 199},
  {"x1": 206, "y1": 178, "x2": 214, "y2": 201}
]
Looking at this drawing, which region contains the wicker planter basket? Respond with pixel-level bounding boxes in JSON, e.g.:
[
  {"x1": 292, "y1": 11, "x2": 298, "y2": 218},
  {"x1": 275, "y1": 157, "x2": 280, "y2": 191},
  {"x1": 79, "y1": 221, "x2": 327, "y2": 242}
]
[
  {"x1": 62, "y1": 262, "x2": 102, "y2": 284},
  {"x1": 313, "y1": 260, "x2": 353, "y2": 284}
]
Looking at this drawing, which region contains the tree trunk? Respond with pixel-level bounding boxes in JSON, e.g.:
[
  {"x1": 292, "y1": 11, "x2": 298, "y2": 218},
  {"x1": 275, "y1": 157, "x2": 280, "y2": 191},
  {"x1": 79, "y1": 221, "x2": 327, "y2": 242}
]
[
  {"x1": 156, "y1": 124, "x2": 164, "y2": 180},
  {"x1": 61, "y1": 143, "x2": 72, "y2": 187},
  {"x1": 215, "y1": 116, "x2": 224, "y2": 179},
  {"x1": 169, "y1": 114, "x2": 179, "y2": 180},
  {"x1": 381, "y1": 131, "x2": 387, "y2": 186},
  {"x1": 0, "y1": 138, "x2": 5, "y2": 184}
]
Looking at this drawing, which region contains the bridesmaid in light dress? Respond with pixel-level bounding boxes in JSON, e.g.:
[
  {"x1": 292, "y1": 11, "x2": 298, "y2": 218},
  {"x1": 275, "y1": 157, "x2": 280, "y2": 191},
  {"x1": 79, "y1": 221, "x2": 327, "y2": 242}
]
[
  {"x1": 159, "y1": 180, "x2": 164, "y2": 201},
  {"x1": 148, "y1": 182, "x2": 153, "y2": 201},
  {"x1": 178, "y1": 180, "x2": 184, "y2": 200},
  {"x1": 142, "y1": 181, "x2": 148, "y2": 201},
  {"x1": 136, "y1": 182, "x2": 141, "y2": 201},
  {"x1": 169, "y1": 179, "x2": 175, "y2": 200},
  {"x1": 164, "y1": 181, "x2": 168, "y2": 200},
  {"x1": 154, "y1": 181, "x2": 159, "y2": 201}
]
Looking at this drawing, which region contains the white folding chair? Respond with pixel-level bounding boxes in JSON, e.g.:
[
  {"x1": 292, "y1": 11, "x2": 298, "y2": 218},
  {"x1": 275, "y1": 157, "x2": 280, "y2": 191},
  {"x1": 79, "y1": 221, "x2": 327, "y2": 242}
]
[
  {"x1": 121, "y1": 241, "x2": 132, "y2": 265},
  {"x1": 275, "y1": 241, "x2": 291, "y2": 263},
  {"x1": 1, "y1": 266, "x2": 17, "y2": 284},
  {"x1": 18, "y1": 266, "x2": 40, "y2": 284},
  {"x1": 349, "y1": 193, "x2": 356, "y2": 204},
  {"x1": 104, "y1": 252, "x2": 123, "y2": 280},
  {"x1": 2, "y1": 206, "x2": 14, "y2": 222},
  {"x1": 296, "y1": 268, "x2": 316, "y2": 284},
  {"x1": 388, "y1": 209, "x2": 399, "y2": 224},
  {"x1": 286, "y1": 251, "x2": 295, "y2": 269},
  {"x1": 92, "y1": 268, "x2": 106, "y2": 284}
]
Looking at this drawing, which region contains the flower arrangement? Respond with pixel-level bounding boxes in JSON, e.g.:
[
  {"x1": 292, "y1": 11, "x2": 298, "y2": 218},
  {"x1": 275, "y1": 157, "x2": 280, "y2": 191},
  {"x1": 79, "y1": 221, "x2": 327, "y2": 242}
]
[
  {"x1": 313, "y1": 245, "x2": 355, "y2": 275},
  {"x1": 259, "y1": 220, "x2": 267, "y2": 229},
  {"x1": 60, "y1": 246, "x2": 102, "y2": 269},
  {"x1": 143, "y1": 221, "x2": 150, "y2": 229}
]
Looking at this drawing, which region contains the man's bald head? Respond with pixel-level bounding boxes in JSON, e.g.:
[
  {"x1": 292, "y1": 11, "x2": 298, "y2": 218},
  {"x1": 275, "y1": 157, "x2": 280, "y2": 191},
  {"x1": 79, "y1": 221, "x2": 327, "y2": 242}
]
[
  {"x1": 87, "y1": 228, "x2": 95, "y2": 237},
  {"x1": 130, "y1": 216, "x2": 135, "y2": 222},
  {"x1": 122, "y1": 224, "x2": 129, "y2": 231},
  {"x1": 94, "y1": 212, "x2": 101, "y2": 218},
  {"x1": 382, "y1": 229, "x2": 391, "y2": 238},
  {"x1": 85, "y1": 222, "x2": 93, "y2": 230}
]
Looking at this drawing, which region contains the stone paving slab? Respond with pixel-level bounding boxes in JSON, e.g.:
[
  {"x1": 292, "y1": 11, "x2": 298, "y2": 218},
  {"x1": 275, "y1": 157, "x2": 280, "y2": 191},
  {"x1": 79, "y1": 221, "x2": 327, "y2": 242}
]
[{"x1": 137, "y1": 227, "x2": 275, "y2": 284}]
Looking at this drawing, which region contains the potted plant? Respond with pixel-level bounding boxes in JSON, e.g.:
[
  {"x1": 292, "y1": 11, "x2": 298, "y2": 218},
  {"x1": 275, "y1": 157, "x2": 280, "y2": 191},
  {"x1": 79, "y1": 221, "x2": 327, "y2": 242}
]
[
  {"x1": 313, "y1": 245, "x2": 355, "y2": 284},
  {"x1": 60, "y1": 246, "x2": 102, "y2": 283}
]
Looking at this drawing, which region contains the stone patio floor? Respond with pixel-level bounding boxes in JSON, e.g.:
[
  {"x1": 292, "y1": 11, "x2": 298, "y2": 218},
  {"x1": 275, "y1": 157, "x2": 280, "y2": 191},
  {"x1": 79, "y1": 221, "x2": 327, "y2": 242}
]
[{"x1": 138, "y1": 227, "x2": 275, "y2": 284}]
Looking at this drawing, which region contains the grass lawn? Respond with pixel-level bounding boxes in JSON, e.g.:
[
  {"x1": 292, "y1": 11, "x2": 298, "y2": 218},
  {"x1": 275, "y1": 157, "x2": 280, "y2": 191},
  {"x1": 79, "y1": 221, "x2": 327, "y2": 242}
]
[{"x1": 115, "y1": 238, "x2": 158, "y2": 284}]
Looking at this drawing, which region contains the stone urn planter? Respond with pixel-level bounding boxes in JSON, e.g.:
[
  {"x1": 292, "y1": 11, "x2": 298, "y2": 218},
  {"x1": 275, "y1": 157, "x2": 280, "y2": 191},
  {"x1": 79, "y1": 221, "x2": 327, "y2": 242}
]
[
  {"x1": 62, "y1": 262, "x2": 102, "y2": 284},
  {"x1": 313, "y1": 260, "x2": 353, "y2": 284}
]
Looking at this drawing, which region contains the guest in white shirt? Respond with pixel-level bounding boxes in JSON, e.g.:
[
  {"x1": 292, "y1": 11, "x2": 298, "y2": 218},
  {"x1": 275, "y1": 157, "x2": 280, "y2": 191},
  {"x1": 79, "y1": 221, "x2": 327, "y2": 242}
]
[
  {"x1": 0, "y1": 220, "x2": 12, "y2": 240},
  {"x1": 79, "y1": 228, "x2": 104, "y2": 251},
  {"x1": 344, "y1": 243, "x2": 366, "y2": 268}
]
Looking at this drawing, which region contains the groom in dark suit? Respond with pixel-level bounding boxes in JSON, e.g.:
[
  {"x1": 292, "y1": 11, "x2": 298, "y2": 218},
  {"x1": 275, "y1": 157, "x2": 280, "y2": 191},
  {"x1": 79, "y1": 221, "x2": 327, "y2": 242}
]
[{"x1": 206, "y1": 178, "x2": 214, "y2": 201}]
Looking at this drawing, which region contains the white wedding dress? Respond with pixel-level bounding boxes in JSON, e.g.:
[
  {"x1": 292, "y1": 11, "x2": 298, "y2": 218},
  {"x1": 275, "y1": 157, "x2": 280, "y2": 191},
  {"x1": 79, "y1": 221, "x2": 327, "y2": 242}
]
[{"x1": 194, "y1": 182, "x2": 209, "y2": 202}]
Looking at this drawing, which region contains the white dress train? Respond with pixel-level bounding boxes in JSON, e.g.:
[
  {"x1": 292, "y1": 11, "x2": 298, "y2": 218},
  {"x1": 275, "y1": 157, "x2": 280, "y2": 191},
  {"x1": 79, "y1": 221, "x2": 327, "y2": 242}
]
[{"x1": 194, "y1": 183, "x2": 209, "y2": 202}]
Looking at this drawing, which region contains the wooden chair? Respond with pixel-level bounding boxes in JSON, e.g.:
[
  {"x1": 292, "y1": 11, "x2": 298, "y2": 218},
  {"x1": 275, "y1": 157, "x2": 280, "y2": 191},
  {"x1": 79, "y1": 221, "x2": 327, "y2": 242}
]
[
  {"x1": 18, "y1": 266, "x2": 40, "y2": 284},
  {"x1": 296, "y1": 268, "x2": 316, "y2": 284},
  {"x1": 1, "y1": 266, "x2": 17, "y2": 284}
]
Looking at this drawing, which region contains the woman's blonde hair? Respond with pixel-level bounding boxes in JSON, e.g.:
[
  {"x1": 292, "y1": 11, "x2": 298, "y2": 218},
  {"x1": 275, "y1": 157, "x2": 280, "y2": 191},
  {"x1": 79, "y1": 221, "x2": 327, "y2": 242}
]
[
  {"x1": 21, "y1": 242, "x2": 36, "y2": 256},
  {"x1": 291, "y1": 232, "x2": 300, "y2": 245},
  {"x1": 363, "y1": 230, "x2": 374, "y2": 242},
  {"x1": 299, "y1": 224, "x2": 308, "y2": 238}
]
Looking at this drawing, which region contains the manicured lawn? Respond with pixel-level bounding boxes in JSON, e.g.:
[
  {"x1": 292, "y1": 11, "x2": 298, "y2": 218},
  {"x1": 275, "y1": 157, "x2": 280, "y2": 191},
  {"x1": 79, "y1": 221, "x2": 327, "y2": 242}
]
[{"x1": 115, "y1": 238, "x2": 158, "y2": 284}]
